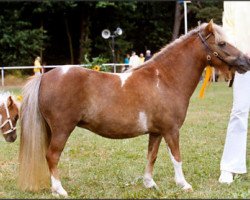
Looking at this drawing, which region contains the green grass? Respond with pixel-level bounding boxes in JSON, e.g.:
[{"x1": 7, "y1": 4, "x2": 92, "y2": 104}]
[{"x1": 1, "y1": 82, "x2": 250, "y2": 198}]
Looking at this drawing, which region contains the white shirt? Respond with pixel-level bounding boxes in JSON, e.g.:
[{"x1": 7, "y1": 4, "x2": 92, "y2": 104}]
[
  {"x1": 223, "y1": 1, "x2": 250, "y2": 54},
  {"x1": 129, "y1": 55, "x2": 140, "y2": 68}
]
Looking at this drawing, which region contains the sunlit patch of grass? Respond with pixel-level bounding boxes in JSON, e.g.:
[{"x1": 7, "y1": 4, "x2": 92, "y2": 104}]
[{"x1": 1, "y1": 82, "x2": 250, "y2": 198}]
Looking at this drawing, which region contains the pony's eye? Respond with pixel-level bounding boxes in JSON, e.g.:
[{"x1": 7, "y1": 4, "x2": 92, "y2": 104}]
[
  {"x1": 14, "y1": 115, "x2": 19, "y2": 121},
  {"x1": 218, "y1": 41, "x2": 226, "y2": 47}
]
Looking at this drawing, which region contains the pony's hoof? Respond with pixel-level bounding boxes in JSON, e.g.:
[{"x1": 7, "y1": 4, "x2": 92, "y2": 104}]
[
  {"x1": 143, "y1": 178, "x2": 159, "y2": 190},
  {"x1": 182, "y1": 184, "x2": 193, "y2": 192},
  {"x1": 52, "y1": 191, "x2": 60, "y2": 198},
  {"x1": 51, "y1": 187, "x2": 68, "y2": 197}
]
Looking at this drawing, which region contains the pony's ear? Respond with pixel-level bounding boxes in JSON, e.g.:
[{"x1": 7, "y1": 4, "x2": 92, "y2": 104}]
[
  {"x1": 204, "y1": 19, "x2": 214, "y2": 35},
  {"x1": 12, "y1": 95, "x2": 22, "y2": 110},
  {"x1": 15, "y1": 101, "x2": 21, "y2": 110},
  {"x1": 7, "y1": 96, "x2": 13, "y2": 108}
]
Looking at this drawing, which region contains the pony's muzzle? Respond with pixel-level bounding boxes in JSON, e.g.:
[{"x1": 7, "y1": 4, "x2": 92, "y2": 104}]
[
  {"x1": 5, "y1": 132, "x2": 17, "y2": 143},
  {"x1": 230, "y1": 54, "x2": 250, "y2": 74}
]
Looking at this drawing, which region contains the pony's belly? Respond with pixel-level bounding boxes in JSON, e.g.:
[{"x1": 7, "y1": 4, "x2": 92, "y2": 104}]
[
  {"x1": 77, "y1": 107, "x2": 152, "y2": 138},
  {"x1": 94, "y1": 130, "x2": 147, "y2": 139},
  {"x1": 77, "y1": 122, "x2": 148, "y2": 139}
]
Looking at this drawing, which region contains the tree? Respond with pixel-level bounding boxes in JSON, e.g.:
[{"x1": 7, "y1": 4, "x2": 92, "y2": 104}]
[
  {"x1": 0, "y1": 1, "x2": 223, "y2": 68},
  {"x1": 172, "y1": 1, "x2": 223, "y2": 40},
  {"x1": 0, "y1": 8, "x2": 46, "y2": 67},
  {"x1": 172, "y1": 1, "x2": 184, "y2": 41},
  {"x1": 188, "y1": 1, "x2": 223, "y2": 25}
]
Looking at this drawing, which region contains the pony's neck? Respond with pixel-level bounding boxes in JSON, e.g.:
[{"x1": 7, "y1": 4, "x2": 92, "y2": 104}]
[{"x1": 153, "y1": 34, "x2": 207, "y2": 100}]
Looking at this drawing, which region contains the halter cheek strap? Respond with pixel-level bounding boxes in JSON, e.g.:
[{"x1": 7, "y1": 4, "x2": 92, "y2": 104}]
[
  {"x1": 0, "y1": 103, "x2": 16, "y2": 135},
  {"x1": 198, "y1": 32, "x2": 232, "y2": 69}
]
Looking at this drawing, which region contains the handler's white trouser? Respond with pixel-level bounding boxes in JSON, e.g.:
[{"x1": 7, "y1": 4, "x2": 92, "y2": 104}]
[{"x1": 220, "y1": 71, "x2": 250, "y2": 174}]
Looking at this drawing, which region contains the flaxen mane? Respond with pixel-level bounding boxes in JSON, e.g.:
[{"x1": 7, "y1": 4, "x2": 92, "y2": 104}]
[{"x1": 128, "y1": 22, "x2": 227, "y2": 72}]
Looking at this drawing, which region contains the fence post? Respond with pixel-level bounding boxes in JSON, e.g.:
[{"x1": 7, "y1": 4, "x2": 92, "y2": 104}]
[{"x1": 1, "y1": 66, "x2": 4, "y2": 86}]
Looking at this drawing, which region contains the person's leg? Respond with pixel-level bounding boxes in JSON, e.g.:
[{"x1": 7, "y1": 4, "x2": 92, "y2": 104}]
[{"x1": 219, "y1": 71, "x2": 250, "y2": 184}]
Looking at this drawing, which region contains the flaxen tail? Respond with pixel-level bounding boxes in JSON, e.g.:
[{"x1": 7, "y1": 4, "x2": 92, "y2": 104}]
[{"x1": 19, "y1": 75, "x2": 50, "y2": 191}]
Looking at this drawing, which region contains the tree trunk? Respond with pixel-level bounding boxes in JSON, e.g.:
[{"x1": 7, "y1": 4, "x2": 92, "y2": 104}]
[
  {"x1": 40, "y1": 19, "x2": 44, "y2": 62},
  {"x1": 172, "y1": 1, "x2": 184, "y2": 41},
  {"x1": 79, "y1": 13, "x2": 91, "y2": 64},
  {"x1": 64, "y1": 16, "x2": 74, "y2": 64}
]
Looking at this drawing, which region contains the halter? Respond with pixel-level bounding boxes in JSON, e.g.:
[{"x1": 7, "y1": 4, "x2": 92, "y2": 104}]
[
  {"x1": 0, "y1": 102, "x2": 16, "y2": 135},
  {"x1": 198, "y1": 31, "x2": 232, "y2": 69}
]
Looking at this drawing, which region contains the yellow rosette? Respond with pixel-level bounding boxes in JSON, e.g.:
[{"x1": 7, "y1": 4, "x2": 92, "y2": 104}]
[{"x1": 199, "y1": 66, "x2": 213, "y2": 99}]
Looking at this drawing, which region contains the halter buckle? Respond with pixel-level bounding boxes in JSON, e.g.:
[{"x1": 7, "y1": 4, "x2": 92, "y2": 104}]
[{"x1": 213, "y1": 52, "x2": 219, "y2": 57}]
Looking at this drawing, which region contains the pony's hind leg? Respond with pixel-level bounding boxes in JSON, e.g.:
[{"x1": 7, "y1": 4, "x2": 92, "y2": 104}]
[
  {"x1": 46, "y1": 130, "x2": 71, "y2": 197},
  {"x1": 143, "y1": 133, "x2": 162, "y2": 189},
  {"x1": 163, "y1": 130, "x2": 192, "y2": 191}
]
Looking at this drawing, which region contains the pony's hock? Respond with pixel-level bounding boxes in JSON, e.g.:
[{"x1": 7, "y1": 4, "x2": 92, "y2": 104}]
[{"x1": 19, "y1": 21, "x2": 250, "y2": 197}]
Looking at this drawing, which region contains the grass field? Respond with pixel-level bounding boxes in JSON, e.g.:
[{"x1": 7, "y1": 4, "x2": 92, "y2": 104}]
[{"x1": 0, "y1": 82, "x2": 250, "y2": 199}]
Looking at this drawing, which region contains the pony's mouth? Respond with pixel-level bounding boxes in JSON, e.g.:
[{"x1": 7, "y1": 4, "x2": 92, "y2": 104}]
[
  {"x1": 234, "y1": 55, "x2": 250, "y2": 74},
  {"x1": 236, "y1": 65, "x2": 248, "y2": 74}
]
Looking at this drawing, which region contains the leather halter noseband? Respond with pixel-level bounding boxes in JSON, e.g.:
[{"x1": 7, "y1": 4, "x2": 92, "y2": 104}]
[
  {"x1": 198, "y1": 31, "x2": 232, "y2": 69},
  {"x1": 0, "y1": 102, "x2": 16, "y2": 135}
]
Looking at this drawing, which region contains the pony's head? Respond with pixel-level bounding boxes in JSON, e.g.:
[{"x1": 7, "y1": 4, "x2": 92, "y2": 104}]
[
  {"x1": 198, "y1": 20, "x2": 250, "y2": 74},
  {"x1": 0, "y1": 93, "x2": 19, "y2": 142}
]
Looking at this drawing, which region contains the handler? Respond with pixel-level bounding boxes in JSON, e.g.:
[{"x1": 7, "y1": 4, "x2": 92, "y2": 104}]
[{"x1": 219, "y1": 1, "x2": 250, "y2": 184}]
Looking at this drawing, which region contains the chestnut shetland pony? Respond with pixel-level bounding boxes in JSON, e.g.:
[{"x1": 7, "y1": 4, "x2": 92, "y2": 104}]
[
  {"x1": 19, "y1": 21, "x2": 250, "y2": 197},
  {"x1": 0, "y1": 92, "x2": 19, "y2": 143}
]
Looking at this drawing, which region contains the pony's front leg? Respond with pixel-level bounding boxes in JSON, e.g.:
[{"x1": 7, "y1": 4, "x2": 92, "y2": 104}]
[
  {"x1": 46, "y1": 133, "x2": 70, "y2": 197},
  {"x1": 163, "y1": 130, "x2": 192, "y2": 191},
  {"x1": 143, "y1": 133, "x2": 162, "y2": 189}
]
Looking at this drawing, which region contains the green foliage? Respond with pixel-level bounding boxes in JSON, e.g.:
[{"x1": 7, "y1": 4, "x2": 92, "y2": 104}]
[
  {"x1": 83, "y1": 54, "x2": 111, "y2": 72},
  {"x1": 0, "y1": 9, "x2": 47, "y2": 67},
  {"x1": 96, "y1": 1, "x2": 117, "y2": 8},
  {"x1": 32, "y1": 0, "x2": 77, "y2": 14},
  {"x1": 189, "y1": 1, "x2": 223, "y2": 24},
  {"x1": 0, "y1": 1, "x2": 223, "y2": 67}
]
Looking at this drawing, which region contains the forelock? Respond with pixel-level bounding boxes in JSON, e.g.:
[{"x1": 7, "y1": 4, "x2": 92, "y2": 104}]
[{"x1": 0, "y1": 92, "x2": 11, "y2": 106}]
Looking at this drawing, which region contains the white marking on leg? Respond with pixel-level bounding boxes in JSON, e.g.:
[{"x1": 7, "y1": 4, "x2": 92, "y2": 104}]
[
  {"x1": 61, "y1": 65, "x2": 72, "y2": 74},
  {"x1": 51, "y1": 176, "x2": 68, "y2": 197},
  {"x1": 143, "y1": 172, "x2": 158, "y2": 189},
  {"x1": 115, "y1": 72, "x2": 133, "y2": 87},
  {"x1": 0, "y1": 114, "x2": 2, "y2": 125},
  {"x1": 138, "y1": 111, "x2": 148, "y2": 132},
  {"x1": 168, "y1": 147, "x2": 192, "y2": 191}
]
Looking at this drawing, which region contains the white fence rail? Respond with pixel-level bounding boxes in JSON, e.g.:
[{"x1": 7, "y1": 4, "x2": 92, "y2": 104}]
[{"x1": 1, "y1": 63, "x2": 126, "y2": 86}]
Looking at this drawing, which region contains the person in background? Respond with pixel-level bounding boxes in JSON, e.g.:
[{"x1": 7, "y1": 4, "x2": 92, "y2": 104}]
[
  {"x1": 33, "y1": 56, "x2": 42, "y2": 76},
  {"x1": 122, "y1": 53, "x2": 130, "y2": 72},
  {"x1": 128, "y1": 51, "x2": 140, "y2": 69},
  {"x1": 144, "y1": 50, "x2": 152, "y2": 62},
  {"x1": 139, "y1": 53, "x2": 145, "y2": 65},
  {"x1": 219, "y1": 1, "x2": 250, "y2": 184}
]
